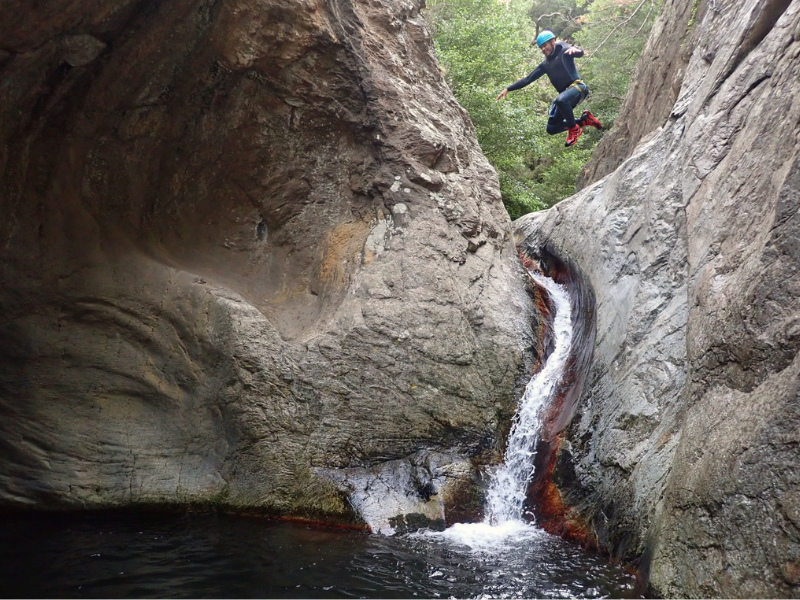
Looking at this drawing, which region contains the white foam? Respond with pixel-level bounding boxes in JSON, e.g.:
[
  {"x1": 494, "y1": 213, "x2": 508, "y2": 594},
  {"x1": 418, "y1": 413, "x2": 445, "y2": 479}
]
[{"x1": 419, "y1": 520, "x2": 545, "y2": 551}]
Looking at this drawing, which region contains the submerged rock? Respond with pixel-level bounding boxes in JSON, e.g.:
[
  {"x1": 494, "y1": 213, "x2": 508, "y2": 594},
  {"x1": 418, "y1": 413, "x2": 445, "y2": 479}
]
[
  {"x1": 0, "y1": 0, "x2": 536, "y2": 522},
  {"x1": 516, "y1": 0, "x2": 800, "y2": 596}
]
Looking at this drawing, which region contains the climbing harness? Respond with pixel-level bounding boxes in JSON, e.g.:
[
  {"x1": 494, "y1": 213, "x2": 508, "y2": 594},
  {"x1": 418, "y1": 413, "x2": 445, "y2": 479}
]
[{"x1": 569, "y1": 79, "x2": 589, "y2": 103}]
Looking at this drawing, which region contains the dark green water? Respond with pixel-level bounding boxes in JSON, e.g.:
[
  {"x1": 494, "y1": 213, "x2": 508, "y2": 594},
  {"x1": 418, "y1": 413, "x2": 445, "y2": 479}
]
[{"x1": 0, "y1": 512, "x2": 640, "y2": 598}]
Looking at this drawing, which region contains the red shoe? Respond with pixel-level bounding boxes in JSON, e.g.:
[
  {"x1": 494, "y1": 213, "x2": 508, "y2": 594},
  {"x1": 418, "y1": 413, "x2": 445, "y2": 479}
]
[
  {"x1": 565, "y1": 125, "x2": 583, "y2": 147},
  {"x1": 580, "y1": 110, "x2": 603, "y2": 130}
]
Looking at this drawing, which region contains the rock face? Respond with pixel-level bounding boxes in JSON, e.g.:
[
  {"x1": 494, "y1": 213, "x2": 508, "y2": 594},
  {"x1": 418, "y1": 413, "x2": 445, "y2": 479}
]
[
  {"x1": 516, "y1": 0, "x2": 800, "y2": 596},
  {"x1": 0, "y1": 0, "x2": 536, "y2": 523},
  {"x1": 576, "y1": 0, "x2": 698, "y2": 188}
]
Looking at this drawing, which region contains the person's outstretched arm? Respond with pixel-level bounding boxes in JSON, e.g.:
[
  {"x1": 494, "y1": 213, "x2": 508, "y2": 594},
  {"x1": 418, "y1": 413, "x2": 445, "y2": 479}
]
[{"x1": 495, "y1": 65, "x2": 545, "y2": 101}]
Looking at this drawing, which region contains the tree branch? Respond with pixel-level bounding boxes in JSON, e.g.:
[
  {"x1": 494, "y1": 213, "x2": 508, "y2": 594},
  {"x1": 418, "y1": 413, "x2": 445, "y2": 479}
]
[
  {"x1": 631, "y1": 1, "x2": 656, "y2": 39},
  {"x1": 587, "y1": 0, "x2": 652, "y2": 57},
  {"x1": 532, "y1": 11, "x2": 580, "y2": 44}
]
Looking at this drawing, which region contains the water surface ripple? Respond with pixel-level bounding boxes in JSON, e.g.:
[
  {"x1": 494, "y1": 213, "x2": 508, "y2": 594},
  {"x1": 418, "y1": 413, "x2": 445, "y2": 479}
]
[{"x1": 0, "y1": 513, "x2": 640, "y2": 598}]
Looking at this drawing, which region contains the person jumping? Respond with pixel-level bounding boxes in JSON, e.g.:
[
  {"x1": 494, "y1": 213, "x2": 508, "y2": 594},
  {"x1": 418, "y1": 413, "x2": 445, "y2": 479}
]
[{"x1": 495, "y1": 30, "x2": 602, "y2": 147}]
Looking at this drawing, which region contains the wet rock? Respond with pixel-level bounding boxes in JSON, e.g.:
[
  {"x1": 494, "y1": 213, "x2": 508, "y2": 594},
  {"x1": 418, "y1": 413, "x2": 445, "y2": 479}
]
[
  {"x1": 0, "y1": 0, "x2": 536, "y2": 523},
  {"x1": 516, "y1": 0, "x2": 800, "y2": 596},
  {"x1": 390, "y1": 512, "x2": 446, "y2": 533},
  {"x1": 61, "y1": 34, "x2": 106, "y2": 67}
]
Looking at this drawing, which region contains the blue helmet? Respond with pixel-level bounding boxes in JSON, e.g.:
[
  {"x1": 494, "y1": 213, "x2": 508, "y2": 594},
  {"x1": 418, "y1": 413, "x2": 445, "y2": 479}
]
[{"x1": 536, "y1": 30, "x2": 556, "y2": 47}]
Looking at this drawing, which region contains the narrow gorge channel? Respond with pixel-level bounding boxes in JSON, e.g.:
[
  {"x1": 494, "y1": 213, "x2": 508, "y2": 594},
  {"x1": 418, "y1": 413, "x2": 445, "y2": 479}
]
[{"x1": 2, "y1": 0, "x2": 798, "y2": 595}]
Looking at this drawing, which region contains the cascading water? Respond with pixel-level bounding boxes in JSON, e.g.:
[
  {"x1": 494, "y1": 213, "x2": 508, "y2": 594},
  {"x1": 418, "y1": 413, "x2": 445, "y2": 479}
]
[
  {"x1": 332, "y1": 268, "x2": 575, "y2": 541},
  {"x1": 484, "y1": 270, "x2": 574, "y2": 525},
  {"x1": 423, "y1": 269, "x2": 575, "y2": 550}
]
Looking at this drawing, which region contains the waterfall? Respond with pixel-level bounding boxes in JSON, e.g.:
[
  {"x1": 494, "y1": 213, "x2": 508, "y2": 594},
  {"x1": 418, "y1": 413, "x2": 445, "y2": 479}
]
[
  {"x1": 417, "y1": 270, "x2": 576, "y2": 549},
  {"x1": 484, "y1": 271, "x2": 574, "y2": 525},
  {"x1": 328, "y1": 269, "x2": 575, "y2": 539}
]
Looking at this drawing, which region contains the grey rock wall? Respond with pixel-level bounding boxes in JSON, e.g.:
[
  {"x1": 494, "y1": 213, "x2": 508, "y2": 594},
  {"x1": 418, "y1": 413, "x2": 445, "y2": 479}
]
[
  {"x1": 0, "y1": 0, "x2": 536, "y2": 522},
  {"x1": 516, "y1": 0, "x2": 800, "y2": 596},
  {"x1": 576, "y1": 0, "x2": 699, "y2": 188}
]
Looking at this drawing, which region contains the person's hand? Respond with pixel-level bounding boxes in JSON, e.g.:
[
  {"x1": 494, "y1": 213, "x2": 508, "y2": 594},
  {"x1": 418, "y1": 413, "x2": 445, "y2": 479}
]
[
  {"x1": 495, "y1": 88, "x2": 508, "y2": 101},
  {"x1": 565, "y1": 46, "x2": 582, "y2": 55}
]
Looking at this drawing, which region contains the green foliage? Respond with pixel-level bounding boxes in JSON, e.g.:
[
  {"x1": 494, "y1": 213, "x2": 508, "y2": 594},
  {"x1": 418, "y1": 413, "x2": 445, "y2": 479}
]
[
  {"x1": 425, "y1": 0, "x2": 659, "y2": 219},
  {"x1": 573, "y1": 0, "x2": 660, "y2": 117}
]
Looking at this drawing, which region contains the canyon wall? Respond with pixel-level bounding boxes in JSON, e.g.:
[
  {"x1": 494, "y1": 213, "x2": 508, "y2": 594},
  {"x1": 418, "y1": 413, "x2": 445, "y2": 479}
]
[
  {"x1": 0, "y1": 0, "x2": 537, "y2": 524},
  {"x1": 517, "y1": 0, "x2": 800, "y2": 596},
  {"x1": 4, "y1": 0, "x2": 798, "y2": 595}
]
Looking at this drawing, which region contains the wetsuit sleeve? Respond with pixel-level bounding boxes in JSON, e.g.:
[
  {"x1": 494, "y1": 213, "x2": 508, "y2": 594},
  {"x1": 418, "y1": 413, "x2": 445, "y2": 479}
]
[
  {"x1": 567, "y1": 45, "x2": 585, "y2": 58},
  {"x1": 506, "y1": 64, "x2": 545, "y2": 91}
]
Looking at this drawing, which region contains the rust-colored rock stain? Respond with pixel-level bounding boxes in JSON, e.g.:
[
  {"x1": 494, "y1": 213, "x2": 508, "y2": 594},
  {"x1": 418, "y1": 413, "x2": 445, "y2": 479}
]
[{"x1": 517, "y1": 246, "x2": 604, "y2": 552}]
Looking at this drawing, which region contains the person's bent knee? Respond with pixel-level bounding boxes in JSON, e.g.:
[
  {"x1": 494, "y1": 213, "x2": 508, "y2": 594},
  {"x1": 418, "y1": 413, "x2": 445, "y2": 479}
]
[
  {"x1": 553, "y1": 98, "x2": 571, "y2": 114},
  {"x1": 546, "y1": 123, "x2": 563, "y2": 135}
]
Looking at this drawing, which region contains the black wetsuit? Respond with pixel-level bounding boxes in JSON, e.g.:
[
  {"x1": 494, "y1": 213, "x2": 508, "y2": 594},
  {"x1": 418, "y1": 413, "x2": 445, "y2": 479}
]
[{"x1": 506, "y1": 41, "x2": 588, "y2": 134}]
